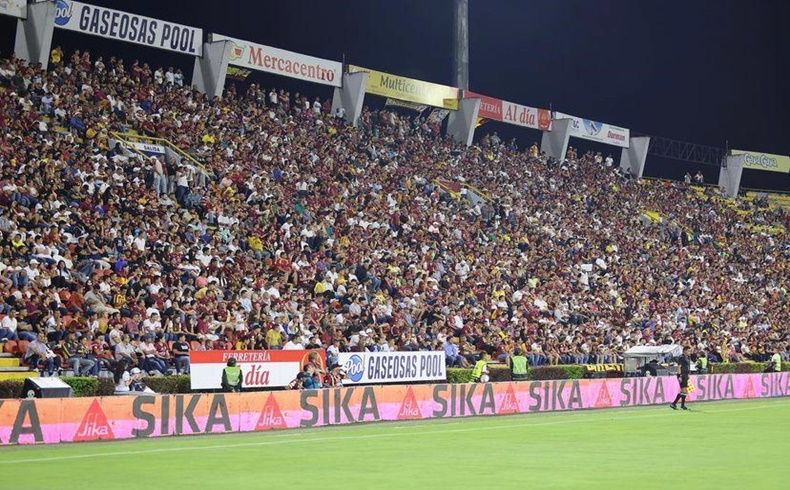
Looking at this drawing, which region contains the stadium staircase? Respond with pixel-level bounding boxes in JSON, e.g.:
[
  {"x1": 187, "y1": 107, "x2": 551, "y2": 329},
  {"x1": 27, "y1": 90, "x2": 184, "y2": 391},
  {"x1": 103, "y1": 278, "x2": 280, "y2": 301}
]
[
  {"x1": 0, "y1": 351, "x2": 37, "y2": 382},
  {"x1": 435, "y1": 178, "x2": 490, "y2": 204},
  {"x1": 110, "y1": 131, "x2": 211, "y2": 178}
]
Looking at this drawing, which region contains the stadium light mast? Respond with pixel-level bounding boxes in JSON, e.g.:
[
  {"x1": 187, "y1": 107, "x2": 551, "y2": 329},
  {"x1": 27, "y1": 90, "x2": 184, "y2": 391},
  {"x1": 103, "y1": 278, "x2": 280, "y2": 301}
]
[{"x1": 453, "y1": 0, "x2": 469, "y2": 90}]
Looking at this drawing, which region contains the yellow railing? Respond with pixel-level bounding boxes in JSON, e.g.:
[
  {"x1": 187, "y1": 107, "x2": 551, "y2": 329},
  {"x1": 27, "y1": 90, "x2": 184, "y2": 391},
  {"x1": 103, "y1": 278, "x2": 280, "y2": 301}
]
[{"x1": 110, "y1": 131, "x2": 209, "y2": 175}]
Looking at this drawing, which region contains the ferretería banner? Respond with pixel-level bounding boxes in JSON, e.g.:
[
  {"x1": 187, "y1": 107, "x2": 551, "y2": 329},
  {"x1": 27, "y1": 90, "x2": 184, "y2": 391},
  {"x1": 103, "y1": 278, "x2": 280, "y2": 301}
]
[
  {"x1": 732, "y1": 149, "x2": 790, "y2": 173},
  {"x1": 338, "y1": 351, "x2": 446, "y2": 385},
  {"x1": 214, "y1": 34, "x2": 342, "y2": 87},
  {"x1": 349, "y1": 65, "x2": 459, "y2": 110},
  {"x1": 53, "y1": 1, "x2": 202, "y2": 56},
  {"x1": 554, "y1": 112, "x2": 630, "y2": 148}
]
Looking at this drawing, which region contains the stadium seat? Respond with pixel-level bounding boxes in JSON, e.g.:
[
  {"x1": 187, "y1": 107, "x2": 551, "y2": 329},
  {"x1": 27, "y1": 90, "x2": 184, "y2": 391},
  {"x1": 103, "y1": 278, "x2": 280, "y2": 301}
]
[{"x1": 16, "y1": 341, "x2": 30, "y2": 356}]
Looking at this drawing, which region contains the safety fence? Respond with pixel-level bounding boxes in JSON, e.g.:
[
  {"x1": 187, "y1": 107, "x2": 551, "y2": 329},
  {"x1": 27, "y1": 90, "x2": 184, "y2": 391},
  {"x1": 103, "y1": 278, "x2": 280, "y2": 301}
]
[{"x1": 1, "y1": 372, "x2": 786, "y2": 445}]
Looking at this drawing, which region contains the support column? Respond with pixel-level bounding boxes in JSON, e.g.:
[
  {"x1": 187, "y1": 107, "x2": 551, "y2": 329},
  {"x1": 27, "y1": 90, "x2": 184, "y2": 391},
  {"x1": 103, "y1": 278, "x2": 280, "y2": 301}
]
[
  {"x1": 191, "y1": 39, "x2": 230, "y2": 99},
  {"x1": 540, "y1": 118, "x2": 571, "y2": 161},
  {"x1": 331, "y1": 71, "x2": 368, "y2": 126},
  {"x1": 620, "y1": 136, "x2": 650, "y2": 179},
  {"x1": 718, "y1": 154, "x2": 745, "y2": 198},
  {"x1": 14, "y1": 0, "x2": 56, "y2": 69},
  {"x1": 446, "y1": 97, "x2": 480, "y2": 147}
]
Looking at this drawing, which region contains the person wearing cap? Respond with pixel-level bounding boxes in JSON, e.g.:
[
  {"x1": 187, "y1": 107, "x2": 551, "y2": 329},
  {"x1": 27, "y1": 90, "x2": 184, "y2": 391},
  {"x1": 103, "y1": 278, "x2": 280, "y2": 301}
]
[{"x1": 221, "y1": 357, "x2": 243, "y2": 392}]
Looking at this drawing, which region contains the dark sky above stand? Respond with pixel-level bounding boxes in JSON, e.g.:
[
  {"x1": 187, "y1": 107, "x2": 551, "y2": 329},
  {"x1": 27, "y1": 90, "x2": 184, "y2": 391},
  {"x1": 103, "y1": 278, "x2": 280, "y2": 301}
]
[{"x1": 1, "y1": 0, "x2": 787, "y2": 190}]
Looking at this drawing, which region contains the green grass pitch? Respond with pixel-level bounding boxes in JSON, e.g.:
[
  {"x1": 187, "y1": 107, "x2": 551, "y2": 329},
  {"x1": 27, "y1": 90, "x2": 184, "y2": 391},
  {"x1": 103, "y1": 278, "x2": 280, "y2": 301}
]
[{"x1": 1, "y1": 398, "x2": 788, "y2": 489}]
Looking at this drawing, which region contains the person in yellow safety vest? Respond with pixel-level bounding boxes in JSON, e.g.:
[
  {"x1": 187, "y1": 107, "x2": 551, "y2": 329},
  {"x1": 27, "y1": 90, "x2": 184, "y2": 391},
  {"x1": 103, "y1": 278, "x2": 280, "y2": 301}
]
[
  {"x1": 508, "y1": 348, "x2": 529, "y2": 381},
  {"x1": 765, "y1": 345, "x2": 783, "y2": 373},
  {"x1": 221, "y1": 358, "x2": 243, "y2": 392},
  {"x1": 472, "y1": 352, "x2": 491, "y2": 382},
  {"x1": 697, "y1": 351, "x2": 708, "y2": 374}
]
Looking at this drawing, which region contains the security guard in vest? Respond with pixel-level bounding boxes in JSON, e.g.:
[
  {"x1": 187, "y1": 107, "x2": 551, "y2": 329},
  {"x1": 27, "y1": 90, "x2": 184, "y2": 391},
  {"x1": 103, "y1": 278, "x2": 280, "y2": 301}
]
[
  {"x1": 472, "y1": 352, "x2": 491, "y2": 382},
  {"x1": 221, "y1": 357, "x2": 243, "y2": 392},
  {"x1": 508, "y1": 348, "x2": 529, "y2": 381},
  {"x1": 697, "y1": 351, "x2": 708, "y2": 374},
  {"x1": 765, "y1": 345, "x2": 783, "y2": 373}
]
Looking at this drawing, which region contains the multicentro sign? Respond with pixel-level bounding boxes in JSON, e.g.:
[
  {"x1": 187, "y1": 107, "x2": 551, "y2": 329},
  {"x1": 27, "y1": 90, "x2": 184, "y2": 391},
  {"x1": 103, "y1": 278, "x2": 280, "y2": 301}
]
[{"x1": 53, "y1": 0, "x2": 202, "y2": 56}]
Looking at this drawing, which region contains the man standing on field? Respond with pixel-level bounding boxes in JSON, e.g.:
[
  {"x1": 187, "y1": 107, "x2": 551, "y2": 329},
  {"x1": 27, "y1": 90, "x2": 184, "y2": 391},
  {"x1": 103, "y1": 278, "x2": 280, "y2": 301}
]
[{"x1": 670, "y1": 346, "x2": 691, "y2": 410}]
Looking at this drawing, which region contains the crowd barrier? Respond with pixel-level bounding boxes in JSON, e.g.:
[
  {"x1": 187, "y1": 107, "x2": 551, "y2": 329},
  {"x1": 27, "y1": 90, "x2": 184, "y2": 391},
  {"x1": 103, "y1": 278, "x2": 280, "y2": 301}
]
[{"x1": 1, "y1": 373, "x2": 787, "y2": 445}]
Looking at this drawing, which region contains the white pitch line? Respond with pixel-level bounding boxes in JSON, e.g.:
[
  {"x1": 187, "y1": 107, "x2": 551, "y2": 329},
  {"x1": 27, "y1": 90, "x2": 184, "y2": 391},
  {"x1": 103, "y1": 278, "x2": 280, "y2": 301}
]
[{"x1": 0, "y1": 400, "x2": 785, "y2": 465}]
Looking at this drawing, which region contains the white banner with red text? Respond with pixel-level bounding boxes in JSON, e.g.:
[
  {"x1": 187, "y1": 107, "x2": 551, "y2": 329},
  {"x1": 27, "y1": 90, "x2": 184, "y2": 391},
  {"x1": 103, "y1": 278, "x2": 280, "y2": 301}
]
[
  {"x1": 213, "y1": 34, "x2": 342, "y2": 87},
  {"x1": 189, "y1": 350, "x2": 326, "y2": 390},
  {"x1": 338, "y1": 351, "x2": 446, "y2": 385},
  {"x1": 554, "y1": 111, "x2": 630, "y2": 148}
]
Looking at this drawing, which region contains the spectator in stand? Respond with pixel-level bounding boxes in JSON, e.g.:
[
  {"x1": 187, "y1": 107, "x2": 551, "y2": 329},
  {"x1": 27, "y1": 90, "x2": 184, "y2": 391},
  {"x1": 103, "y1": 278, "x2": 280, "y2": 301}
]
[
  {"x1": 0, "y1": 309, "x2": 19, "y2": 341},
  {"x1": 323, "y1": 363, "x2": 344, "y2": 387},
  {"x1": 138, "y1": 336, "x2": 168, "y2": 375},
  {"x1": 0, "y1": 49, "x2": 786, "y2": 382},
  {"x1": 115, "y1": 334, "x2": 138, "y2": 366},
  {"x1": 444, "y1": 337, "x2": 467, "y2": 368},
  {"x1": 171, "y1": 333, "x2": 191, "y2": 374},
  {"x1": 301, "y1": 363, "x2": 322, "y2": 390},
  {"x1": 62, "y1": 332, "x2": 95, "y2": 376},
  {"x1": 24, "y1": 332, "x2": 59, "y2": 376}
]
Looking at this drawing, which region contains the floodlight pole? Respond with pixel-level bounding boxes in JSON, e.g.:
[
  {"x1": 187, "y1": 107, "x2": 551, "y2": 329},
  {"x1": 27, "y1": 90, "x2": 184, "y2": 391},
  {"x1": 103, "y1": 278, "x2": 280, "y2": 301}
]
[{"x1": 453, "y1": 0, "x2": 469, "y2": 90}]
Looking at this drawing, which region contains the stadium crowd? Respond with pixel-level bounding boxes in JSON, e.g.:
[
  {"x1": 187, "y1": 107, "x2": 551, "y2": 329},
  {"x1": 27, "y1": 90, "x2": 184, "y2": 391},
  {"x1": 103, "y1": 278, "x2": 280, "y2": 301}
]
[{"x1": 0, "y1": 48, "x2": 788, "y2": 378}]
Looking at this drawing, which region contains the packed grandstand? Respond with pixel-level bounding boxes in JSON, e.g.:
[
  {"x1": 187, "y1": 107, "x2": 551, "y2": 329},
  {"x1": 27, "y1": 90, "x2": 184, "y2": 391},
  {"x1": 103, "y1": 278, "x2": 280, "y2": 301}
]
[{"x1": 0, "y1": 47, "x2": 788, "y2": 383}]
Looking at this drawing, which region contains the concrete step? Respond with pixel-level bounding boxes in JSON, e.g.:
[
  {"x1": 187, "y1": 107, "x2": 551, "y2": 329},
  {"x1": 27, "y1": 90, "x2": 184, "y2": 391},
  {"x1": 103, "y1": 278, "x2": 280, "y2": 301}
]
[
  {"x1": 0, "y1": 357, "x2": 21, "y2": 368},
  {"x1": 0, "y1": 371, "x2": 38, "y2": 381},
  {"x1": 0, "y1": 352, "x2": 16, "y2": 358},
  {"x1": 0, "y1": 366, "x2": 30, "y2": 372}
]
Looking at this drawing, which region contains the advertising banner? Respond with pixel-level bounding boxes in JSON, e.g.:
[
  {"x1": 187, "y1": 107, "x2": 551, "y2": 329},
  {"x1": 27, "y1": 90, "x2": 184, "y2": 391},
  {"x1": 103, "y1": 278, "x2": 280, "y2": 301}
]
[
  {"x1": 732, "y1": 149, "x2": 790, "y2": 173},
  {"x1": 0, "y1": 0, "x2": 26, "y2": 19},
  {"x1": 0, "y1": 373, "x2": 787, "y2": 444},
  {"x1": 462, "y1": 90, "x2": 552, "y2": 131},
  {"x1": 462, "y1": 90, "x2": 503, "y2": 121},
  {"x1": 212, "y1": 34, "x2": 342, "y2": 87},
  {"x1": 503, "y1": 100, "x2": 552, "y2": 131},
  {"x1": 554, "y1": 112, "x2": 630, "y2": 148},
  {"x1": 0, "y1": 374, "x2": 790, "y2": 445},
  {"x1": 337, "y1": 351, "x2": 446, "y2": 385},
  {"x1": 349, "y1": 65, "x2": 458, "y2": 110},
  {"x1": 189, "y1": 350, "x2": 325, "y2": 390},
  {"x1": 127, "y1": 141, "x2": 166, "y2": 158},
  {"x1": 226, "y1": 66, "x2": 253, "y2": 81},
  {"x1": 53, "y1": 1, "x2": 202, "y2": 56},
  {"x1": 385, "y1": 98, "x2": 428, "y2": 113}
]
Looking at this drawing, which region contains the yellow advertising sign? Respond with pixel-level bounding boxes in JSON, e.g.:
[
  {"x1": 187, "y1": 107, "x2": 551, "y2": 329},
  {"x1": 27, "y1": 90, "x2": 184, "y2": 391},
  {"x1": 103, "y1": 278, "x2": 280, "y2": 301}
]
[
  {"x1": 349, "y1": 65, "x2": 458, "y2": 110},
  {"x1": 732, "y1": 149, "x2": 790, "y2": 173}
]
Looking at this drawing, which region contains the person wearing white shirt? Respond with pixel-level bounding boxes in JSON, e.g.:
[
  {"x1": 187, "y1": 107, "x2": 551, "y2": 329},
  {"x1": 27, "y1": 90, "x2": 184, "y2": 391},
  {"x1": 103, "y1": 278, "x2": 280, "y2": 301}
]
[
  {"x1": 283, "y1": 336, "x2": 303, "y2": 350},
  {"x1": 1, "y1": 310, "x2": 19, "y2": 341},
  {"x1": 142, "y1": 312, "x2": 162, "y2": 334}
]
